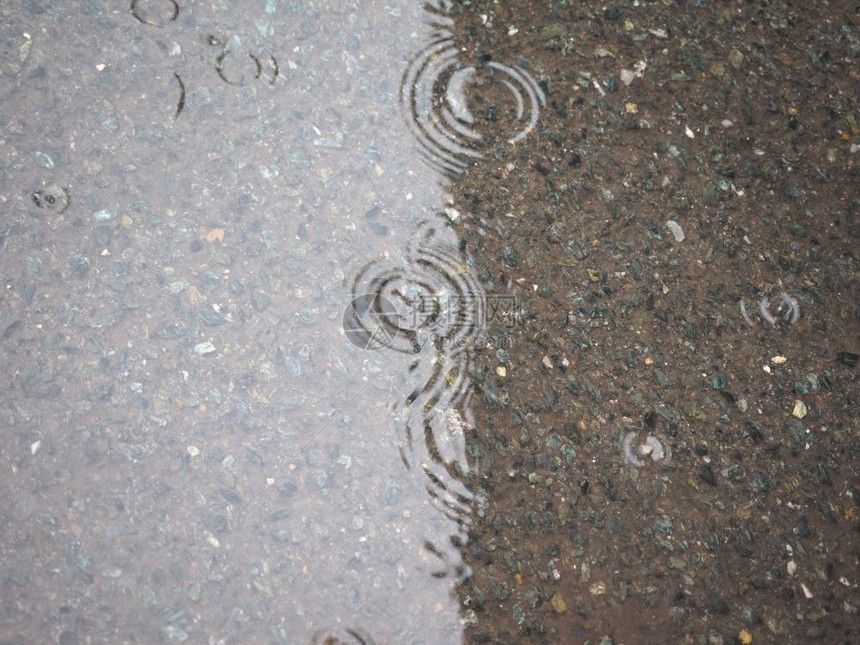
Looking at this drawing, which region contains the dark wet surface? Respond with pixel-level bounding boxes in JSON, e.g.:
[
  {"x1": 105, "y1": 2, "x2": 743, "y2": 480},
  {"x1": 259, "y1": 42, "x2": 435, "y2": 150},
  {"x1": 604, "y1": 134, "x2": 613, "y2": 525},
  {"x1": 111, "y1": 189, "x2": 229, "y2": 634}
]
[{"x1": 1, "y1": 1, "x2": 859, "y2": 644}]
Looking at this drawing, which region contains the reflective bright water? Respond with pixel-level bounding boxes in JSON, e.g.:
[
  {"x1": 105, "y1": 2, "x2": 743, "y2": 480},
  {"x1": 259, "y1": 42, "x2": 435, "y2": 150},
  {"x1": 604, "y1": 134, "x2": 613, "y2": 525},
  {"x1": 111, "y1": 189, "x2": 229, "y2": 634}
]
[{"x1": 0, "y1": 1, "x2": 542, "y2": 642}]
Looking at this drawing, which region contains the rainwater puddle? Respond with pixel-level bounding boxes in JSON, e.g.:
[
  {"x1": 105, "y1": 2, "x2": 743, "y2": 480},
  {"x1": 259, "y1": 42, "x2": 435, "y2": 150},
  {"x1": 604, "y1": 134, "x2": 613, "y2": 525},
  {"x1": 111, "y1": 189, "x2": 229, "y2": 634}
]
[{"x1": 0, "y1": 1, "x2": 543, "y2": 643}]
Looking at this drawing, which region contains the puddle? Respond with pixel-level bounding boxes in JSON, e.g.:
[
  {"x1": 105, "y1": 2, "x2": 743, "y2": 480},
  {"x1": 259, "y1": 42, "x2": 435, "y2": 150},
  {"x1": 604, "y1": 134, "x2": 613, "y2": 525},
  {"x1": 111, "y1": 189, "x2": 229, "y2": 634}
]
[
  {"x1": 0, "y1": 0, "x2": 544, "y2": 642},
  {"x1": 401, "y1": 4, "x2": 545, "y2": 176}
]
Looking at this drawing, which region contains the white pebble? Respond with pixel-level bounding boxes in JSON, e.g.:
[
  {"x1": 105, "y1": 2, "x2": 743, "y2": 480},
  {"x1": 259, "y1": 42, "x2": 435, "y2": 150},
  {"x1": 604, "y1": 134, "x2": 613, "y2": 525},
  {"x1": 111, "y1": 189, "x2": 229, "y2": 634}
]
[
  {"x1": 622, "y1": 431, "x2": 644, "y2": 466},
  {"x1": 644, "y1": 435, "x2": 665, "y2": 460},
  {"x1": 666, "y1": 220, "x2": 685, "y2": 242},
  {"x1": 792, "y1": 400, "x2": 808, "y2": 419}
]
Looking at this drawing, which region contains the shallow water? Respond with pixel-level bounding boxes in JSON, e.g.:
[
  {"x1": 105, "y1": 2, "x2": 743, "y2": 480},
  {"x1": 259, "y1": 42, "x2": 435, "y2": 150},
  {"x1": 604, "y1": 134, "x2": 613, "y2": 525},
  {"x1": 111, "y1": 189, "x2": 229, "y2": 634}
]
[{"x1": 0, "y1": 1, "x2": 536, "y2": 642}]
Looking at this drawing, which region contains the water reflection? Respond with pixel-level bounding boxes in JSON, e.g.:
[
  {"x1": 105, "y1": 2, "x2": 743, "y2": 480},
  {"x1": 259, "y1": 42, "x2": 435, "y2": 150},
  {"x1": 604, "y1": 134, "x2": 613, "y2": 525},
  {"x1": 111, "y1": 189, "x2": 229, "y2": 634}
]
[
  {"x1": 347, "y1": 221, "x2": 483, "y2": 356},
  {"x1": 0, "y1": 1, "x2": 541, "y2": 642},
  {"x1": 401, "y1": 3, "x2": 546, "y2": 175},
  {"x1": 347, "y1": 219, "x2": 483, "y2": 579}
]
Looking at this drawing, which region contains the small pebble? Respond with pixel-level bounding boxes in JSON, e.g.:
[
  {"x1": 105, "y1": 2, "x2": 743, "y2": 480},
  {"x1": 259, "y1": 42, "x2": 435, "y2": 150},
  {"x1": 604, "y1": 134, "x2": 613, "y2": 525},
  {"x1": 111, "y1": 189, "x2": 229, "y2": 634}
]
[
  {"x1": 93, "y1": 209, "x2": 116, "y2": 221},
  {"x1": 738, "y1": 628, "x2": 753, "y2": 645},
  {"x1": 35, "y1": 151, "x2": 55, "y2": 169},
  {"x1": 194, "y1": 341, "x2": 217, "y2": 355},
  {"x1": 792, "y1": 400, "x2": 808, "y2": 419},
  {"x1": 589, "y1": 582, "x2": 606, "y2": 595},
  {"x1": 771, "y1": 355, "x2": 787, "y2": 365},
  {"x1": 666, "y1": 219, "x2": 685, "y2": 242}
]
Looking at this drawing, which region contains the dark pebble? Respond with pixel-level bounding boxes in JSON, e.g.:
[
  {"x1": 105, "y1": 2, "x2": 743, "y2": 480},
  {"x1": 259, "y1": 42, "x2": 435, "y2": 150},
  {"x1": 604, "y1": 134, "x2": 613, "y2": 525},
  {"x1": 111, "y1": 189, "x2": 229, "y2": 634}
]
[
  {"x1": 201, "y1": 511, "x2": 228, "y2": 534},
  {"x1": 92, "y1": 224, "x2": 113, "y2": 246},
  {"x1": 196, "y1": 305, "x2": 226, "y2": 326},
  {"x1": 750, "y1": 472, "x2": 770, "y2": 492},
  {"x1": 219, "y1": 489, "x2": 242, "y2": 505},
  {"x1": 806, "y1": 626, "x2": 827, "y2": 639},
  {"x1": 69, "y1": 256, "x2": 90, "y2": 278},
  {"x1": 745, "y1": 422, "x2": 764, "y2": 444},
  {"x1": 368, "y1": 222, "x2": 388, "y2": 237},
  {"x1": 3, "y1": 320, "x2": 22, "y2": 339},
  {"x1": 836, "y1": 351, "x2": 858, "y2": 367},
  {"x1": 707, "y1": 590, "x2": 731, "y2": 615},
  {"x1": 490, "y1": 581, "x2": 510, "y2": 601},
  {"x1": 699, "y1": 464, "x2": 717, "y2": 486},
  {"x1": 787, "y1": 418, "x2": 805, "y2": 444},
  {"x1": 229, "y1": 278, "x2": 245, "y2": 295}
]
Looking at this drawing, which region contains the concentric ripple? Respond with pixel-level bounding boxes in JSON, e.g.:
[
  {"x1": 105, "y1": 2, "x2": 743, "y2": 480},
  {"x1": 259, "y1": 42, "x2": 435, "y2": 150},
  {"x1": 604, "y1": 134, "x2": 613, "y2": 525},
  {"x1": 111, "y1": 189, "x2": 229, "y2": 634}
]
[
  {"x1": 344, "y1": 223, "x2": 482, "y2": 578},
  {"x1": 130, "y1": 0, "x2": 179, "y2": 27},
  {"x1": 31, "y1": 184, "x2": 71, "y2": 213},
  {"x1": 345, "y1": 223, "x2": 484, "y2": 356},
  {"x1": 211, "y1": 35, "x2": 279, "y2": 87},
  {"x1": 401, "y1": 35, "x2": 546, "y2": 175},
  {"x1": 310, "y1": 627, "x2": 375, "y2": 645}
]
